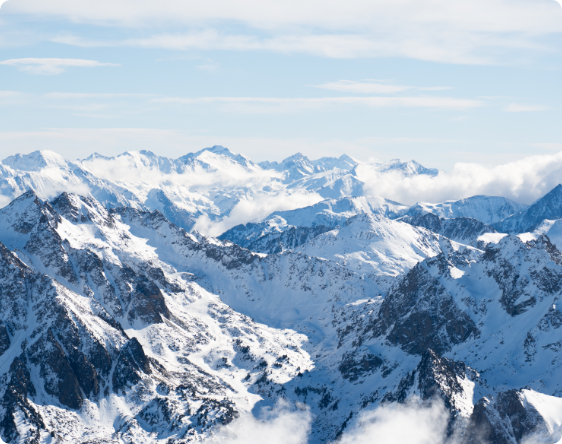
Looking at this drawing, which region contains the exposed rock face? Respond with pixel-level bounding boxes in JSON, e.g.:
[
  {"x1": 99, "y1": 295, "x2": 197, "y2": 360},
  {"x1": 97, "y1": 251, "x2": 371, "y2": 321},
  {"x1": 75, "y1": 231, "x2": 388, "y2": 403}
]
[
  {"x1": 467, "y1": 390, "x2": 550, "y2": 444},
  {"x1": 383, "y1": 350, "x2": 475, "y2": 432},
  {"x1": 482, "y1": 235, "x2": 562, "y2": 316},
  {"x1": 30, "y1": 329, "x2": 85, "y2": 410},
  {"x1": 496, "y1": 184, "x2": 562, "y2": 233},
  {"x1": 371, "y1": 260, "x2": 479, "y2": 355},
  {"x1": 0, "y1": 321, "x2": 10, "y2": 357},
  {"x1": 246, "y1": 225, "x2": 333, "y2": 254},
  {"x1": 219, "y1": 219, "x2": 334, "y2": 254},
  {"x1": 0, "y1": 357, "x2": 43, "y2": 444},
  {"x1": 338, "y1": 349, "x2": 383, "y2": 382},
  {"x1": 401, "y1": 212, "x2": 497, "y2": 245},
  {"x1": 113, "y1": 338, "x2": 152, "y2": 394}
]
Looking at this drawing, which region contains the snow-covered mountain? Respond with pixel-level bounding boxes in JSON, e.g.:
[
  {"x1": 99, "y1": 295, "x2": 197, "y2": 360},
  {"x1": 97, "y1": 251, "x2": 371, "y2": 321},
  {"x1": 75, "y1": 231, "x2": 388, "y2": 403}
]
[
  {"x1": 495, "y1": 184, "x2": 562, "y2": 233},
  {"x1": 1, "y1": 148, "x2": 531, "y2": 237},
  {"x1": 373, "y1": 158, "x2": 440, "y2": 177},
  {"x1": 1, "y1": 189, "x2": 562, "y2": 443},
  {"x1": 400, "y1": 212, "x2": 498, "y2": 246},
  {"x1": 292, "y1": 213, "x2": 458, "y2": 277},
  {"x1": 2, "y1": 149, "x2": 562, "y2": 444},
  {"x1": 407, "y1": 195, "x2": 527, "y2": 225},
  {"x1": 0, "y1": 150, "x2": 140, "y2": 210}
]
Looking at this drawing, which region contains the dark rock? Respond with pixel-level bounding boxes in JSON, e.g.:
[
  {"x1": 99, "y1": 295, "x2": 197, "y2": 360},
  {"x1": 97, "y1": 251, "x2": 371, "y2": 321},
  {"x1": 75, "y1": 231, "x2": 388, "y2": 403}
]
[
  {"x1": 0, "y1": 320, "x2": 10, "y2": 358},
  {"x1": 0, "y1": 356, "x2": 44, "y2": 444},
  {"x1": 29, "y1": 329, "x2": 84, "y2": 409},
  {"x1": 112, "y1": 338, "x2": 151, "y2": 394},
  {"x1": 495, "y1": 184, "x2": 562, "y2": 233},
  {"x1": 402, "y1": 212, "x2": 497, "y2": 245},
  {"x1": 338, "y1": 350, "x2": 383, "y2": 382},
  {"x1": 467, "y1": 390, "x2": 549, "y2": 444},
  {"x1": 131, "y1": 275, "x2": 171, "y2": 324},
  {"x1": 371, "y1": 262, "x2": 478, "y2": 354}
]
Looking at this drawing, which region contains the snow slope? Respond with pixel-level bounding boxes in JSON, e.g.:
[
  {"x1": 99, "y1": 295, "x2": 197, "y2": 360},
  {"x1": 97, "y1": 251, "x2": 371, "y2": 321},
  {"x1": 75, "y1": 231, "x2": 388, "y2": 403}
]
[
  {"x1": 0, "y1": 150, "x2": 140, "y2": 209},
  {"x1": 408, "y1": 195, "x2": 527, "y2": 225},
  {"x1": 293, "y1": 213, "x2": 452, "y2": 276},
  {"x1": 496, "y1": 184, "x2": 562, "y2": 233}
]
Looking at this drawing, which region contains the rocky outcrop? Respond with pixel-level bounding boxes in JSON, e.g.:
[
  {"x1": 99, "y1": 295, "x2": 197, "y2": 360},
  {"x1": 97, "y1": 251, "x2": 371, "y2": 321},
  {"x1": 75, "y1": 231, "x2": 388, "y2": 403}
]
[
  {"x1": 383, "y1": 350, "x2": 475, "y2": 428},
  {"x1": 402, "y1": 212, "x2": 497, "y2": 245},
  {"x1": 466, "y1": 390, "x2": 550, "y2": 444},
  {"x1": 338, "y1": 349, "x2": 383, "y2": 382},
  {"x1": 0, "y1": 321, "x2": 10, "y2": 357},
  {"x1": 495, "y1": 184, "x2": 562, "y2": 233},
  {"x1": 370, "y1": 260, "x2": 479, "y2": 355},
  {"x1": 112, "y1": 338, "x2": 152, "y2": 394},
  {"x1": 244, "y1": 224, "x2": 333, "y2": 254}
]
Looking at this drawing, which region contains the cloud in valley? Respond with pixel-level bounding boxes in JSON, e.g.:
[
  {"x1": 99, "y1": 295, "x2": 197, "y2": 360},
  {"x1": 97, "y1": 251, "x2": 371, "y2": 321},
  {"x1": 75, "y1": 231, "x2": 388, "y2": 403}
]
[
  {"x1": 204, "y1": 402, "x2": 311, "y2": 444},
  {"x1": 192, "y1": 191, "x2": 323, "y2": 236},
  {"x1": 335, "y1": 400, "x2": 450, "y2": 444},
  {"x1": 357, "y1": 151, "x2": 562, "y2": 206}
]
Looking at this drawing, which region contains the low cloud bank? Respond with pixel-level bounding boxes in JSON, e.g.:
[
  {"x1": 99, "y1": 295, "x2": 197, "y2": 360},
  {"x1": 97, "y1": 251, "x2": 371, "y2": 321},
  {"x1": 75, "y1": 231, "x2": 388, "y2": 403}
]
[
  {"x1": 336, "y1": 400, "x2": 450, "y2": 444},
  {"x1": 193, "y1": 190, "x2": 322, "y2": 236},
  {"x1": 193, "y1": 151, "x2": 562, "y2": 235},
  {"x1": 205, "y1": 402, "x2": 311, "y2": 444},
  {"x1": 358, "y1": 151, "x2": 562, "y2": 205},
  {"x1": 205, "y1": 399, "x2": 556, "y2": 444}
]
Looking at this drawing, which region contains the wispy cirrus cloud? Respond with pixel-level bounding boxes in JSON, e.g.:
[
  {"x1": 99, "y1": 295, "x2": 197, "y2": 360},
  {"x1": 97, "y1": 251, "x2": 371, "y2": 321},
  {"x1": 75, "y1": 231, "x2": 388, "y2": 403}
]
[
  {"x1": 50, "y1": 30, "x2": 552, "y2": 65},
  {"x1": 196, "y1": 58, "x2": 220, "y2": 73},
  {"x1": 42, "y1": 92, "x2": 154, "y2": 99},
  {"x1": 0, "y1": 91, "x2": 21, "y2": 98},
  {"x1": 154, "y1": 95, "x2": 483, "y2": 113},
  {"x1": 312, "y1": 80, "x2": 452, "y2": 94},
  {"x1": 0, "y1": 58, "x2": 119, "y2": 75},
  {"x1": 504, "y1": 103, "x2": 547, "y2": 113},
  {"x1": 16, "y1": 0, "x2": 560, "y2": 65}
]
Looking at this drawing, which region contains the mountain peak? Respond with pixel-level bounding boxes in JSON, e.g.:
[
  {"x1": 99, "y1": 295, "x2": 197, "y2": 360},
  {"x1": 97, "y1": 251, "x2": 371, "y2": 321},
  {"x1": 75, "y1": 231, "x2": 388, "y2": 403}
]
[
  {"x1": 178, "y1": 145, "x2": 255, "y2": 168},
  {"x1": 2, "y1": 150, "x2": 68, "y2": 172},
  {"x1": 375, "y1": 158, "x2": 439, "y2": 177},
  {"x1": 495, "y1": 184, "x2": 562, "y2": 233}
]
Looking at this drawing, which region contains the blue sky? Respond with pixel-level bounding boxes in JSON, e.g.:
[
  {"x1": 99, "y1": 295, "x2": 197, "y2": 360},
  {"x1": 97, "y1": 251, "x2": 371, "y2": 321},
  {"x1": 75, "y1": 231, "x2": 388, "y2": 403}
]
[{"x1": 1, "y1": 0, "x2": 562, "y2": 170}]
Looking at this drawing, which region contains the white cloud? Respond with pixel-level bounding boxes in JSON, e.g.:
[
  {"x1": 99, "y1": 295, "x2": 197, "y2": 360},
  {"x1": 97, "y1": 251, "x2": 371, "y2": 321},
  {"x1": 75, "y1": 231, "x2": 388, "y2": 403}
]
[
  {"x1": 154, "y1": 95, "x2": 483, "y2": 113},
  {"x1": 336, "y1": 400, "x2": 449, "y2": 444},
  {"x1": 356, "y1": 150, "x2": 562, "y2": 205},
  {"x1": 0, "y1": 58, "x2": 119, "y2": 75},
  {"x1": 193, "y1": 191, "x2": 323, "y2": 236},
  {"x1": 196, "y1": 58, "x2": 220, "y2": 73},
  {"x1": 51, "y1": 29, "x2": 553, "y2": 65},
  {"x1": 504, "y1": 103, "x2": 547, "y2": 112},
  {"x1": 313, "y1": 80, "x2": 412, "y2": 94},
  {"x1": 13, "y1": 0, "x2": 561, "y2": 64},
  {"x1": 201, "y1": 398, "x2": 561, "y2": 444},
  {"x1": 43, "y1": 92, "x2": 152, "y2": 99},
  {"x1": 0, "y1": 91, "x2": 20, "y2": 98},
  {"x1": 312, "y1": 80, "x2": 452, "y2": 94},
  {"x1": 204, "y1": 401, "x2": 311, "y2": 444},
  {"x1": 7, "y1": 0, "x2": 561, "y2": 34}
]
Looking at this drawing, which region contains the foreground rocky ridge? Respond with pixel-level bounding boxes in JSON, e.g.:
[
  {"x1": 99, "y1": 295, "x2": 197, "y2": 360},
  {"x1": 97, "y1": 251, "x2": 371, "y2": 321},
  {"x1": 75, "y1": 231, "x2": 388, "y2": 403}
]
[{"x1": 0, "y1": 190, "x2": 562, "y2": 443}]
